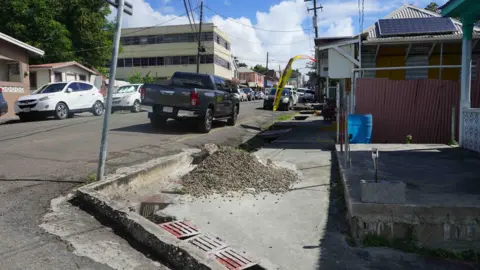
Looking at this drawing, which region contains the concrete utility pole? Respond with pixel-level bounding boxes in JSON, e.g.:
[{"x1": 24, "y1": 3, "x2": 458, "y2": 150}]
[
  {"x1": 97, "y1": 0, "x2": 132, "y2": 181},
  {"x1": 196, "y1": 1, "x2": 204, "y2": 73},
  {"x1": 264, "y1": 52, "x2": 269, "y2": 88},
  {"x1": 305, "y1": 0, "x2": 323, "y2": 100}
]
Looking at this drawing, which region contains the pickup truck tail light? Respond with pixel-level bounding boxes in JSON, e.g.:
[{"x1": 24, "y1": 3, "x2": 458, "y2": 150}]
[
  {"x1": 140, "y1": 86, "x2": 146, "y2": 101},
  {"x1": 190, "y1": 91, "x2": 199, "y2": 106}
]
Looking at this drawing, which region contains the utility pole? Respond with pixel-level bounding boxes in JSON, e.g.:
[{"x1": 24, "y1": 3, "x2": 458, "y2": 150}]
[
  {"x1": 196, "y1": 1, "x2": 204, "y2": 73},
  {"x1": 264, "y1": 52, "x2": 269, "y2": 88},
  {"x1": 305, "y1": 0, "x2": 323, "y2": 100},
  {"x1": 97, "y1": 0, "x2": 132, "y2": 181}
]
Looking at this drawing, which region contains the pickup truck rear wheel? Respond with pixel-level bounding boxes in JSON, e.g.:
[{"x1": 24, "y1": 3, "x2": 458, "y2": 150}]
[
  {"x1": 151, "y1": 115, "x2": 167, "y2": 130},
  {"x1": 227, "y1": 105, "x2": 239, "y2": 126},
  {"x1": 198, "y1": 108, "x2": 213, "y2": 133}
]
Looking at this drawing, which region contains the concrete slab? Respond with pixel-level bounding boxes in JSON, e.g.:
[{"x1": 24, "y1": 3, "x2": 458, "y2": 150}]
[
  {"x1": 160, "y1": 148, "x2": 332, "y2": 270},
  {"x1": 336, "y1": 143, "x2": 480, "y2": 251}
]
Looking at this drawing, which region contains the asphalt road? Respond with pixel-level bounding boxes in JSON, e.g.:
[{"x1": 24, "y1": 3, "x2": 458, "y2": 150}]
[{"x1": 0, "y1": 100, "x2": 289, "y2": 269}]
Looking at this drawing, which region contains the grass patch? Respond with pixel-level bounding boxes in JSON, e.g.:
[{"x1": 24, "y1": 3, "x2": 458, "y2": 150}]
[{"x1": 87, "y1": 173, "x2": 97, "y2": 183}]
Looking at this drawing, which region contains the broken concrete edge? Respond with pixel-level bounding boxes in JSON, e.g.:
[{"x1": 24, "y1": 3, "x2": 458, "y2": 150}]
[
  {"x1": 74, "y1": 189, "x2": 220, "y2": 270},
  {"x1": 334, "y1": 145, "x2": 480, "y2": 252},
  {"x1": 75, "y1": 150, "x2": 196, "y2": 193},
  {"x1": 72, "y1": 150, "x2": 276, "y2": 270}
]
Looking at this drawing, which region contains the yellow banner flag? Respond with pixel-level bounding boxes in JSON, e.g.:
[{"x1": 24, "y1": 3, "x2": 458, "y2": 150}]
[{"x1": 273, "y1": 55, "x2": 316, "y2": 111}]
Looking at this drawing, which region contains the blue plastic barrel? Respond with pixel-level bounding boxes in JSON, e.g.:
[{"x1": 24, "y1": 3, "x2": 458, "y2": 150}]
[{"x1": 348, "y1": 114, "x2": 373, "y2": 144}]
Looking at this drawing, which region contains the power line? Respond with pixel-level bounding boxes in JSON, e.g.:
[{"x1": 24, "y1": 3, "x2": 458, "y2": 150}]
[
  {"x1": 219, "y1": 30, "x2": 314, "y2": 46},
  {"x1": 48, "y1": 8, "x2": 198, "y2": 57},
  {"x1": 204, "y1": 5, "x2": 313, "y2": 33}
]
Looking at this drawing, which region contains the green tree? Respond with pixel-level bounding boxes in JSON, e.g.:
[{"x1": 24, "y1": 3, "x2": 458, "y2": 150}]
[
  {"x1": 127, "y1": 72, "x2": 156, "y2": 84},
  {"x1": 57, "y1": 0, "x2": 114, "y2": 68},
  {"x1": 251, "y1": 64, "x2": 267, "y2": 74},
  {"x1": 0, "y1": 0, "x2": 114, "y2": 68},
  {"x1": 0, "y1": 0, "x2": 75, "y2": 63},
  {"x1": 425, "y1": 2, "x2": 440, "y2": 13}
]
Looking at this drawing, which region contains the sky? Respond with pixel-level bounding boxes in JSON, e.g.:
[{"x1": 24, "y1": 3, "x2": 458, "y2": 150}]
[{"x1": 112, "y1": 0, "x2": 449, "y2": 74}]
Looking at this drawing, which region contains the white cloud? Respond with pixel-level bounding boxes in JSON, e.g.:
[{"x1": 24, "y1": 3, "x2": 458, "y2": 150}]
[{"x1": 113, "y1": 0, "x2": 403, "y2": 76}]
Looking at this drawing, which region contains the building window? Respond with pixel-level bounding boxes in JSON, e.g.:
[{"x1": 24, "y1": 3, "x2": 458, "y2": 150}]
[
  {"x1": 188, "y1": 56, "x2": 196, "y2": 64},
  {"x1": 124, "y1": 58, "x2": 133, "y2": 67},
  {"x1": 54, "y1": 72, "x2": 62, "y2": 82},
  {"x1": 216, "y1": 35, "x2": 220, "y2": 44},
  {"x1": 79, "y1": 74, "x2": 87, "y2": 81},
  {"x1": 133, "y1": 58, "x2": 142, "y2": 67},
  {"x1": 141, "y1": 58, "x2": 149, "y2": 66},
  {"x1": 181, "y1": 56, "x2": 189, "y2": 65},
  {"x1": 30, "y1": 71, "x2": 37, "y2": 88},
  {"x1": 206, "y1": 55, "x2": 214, "y2": 64},
  {"x1": 149, "y1": 57, "x2": 157, "y2": 66},
  {"x1": 117, "y1": 59, "x2": 125, "y2": 67},
  {"x1": 157, "y1": 57, "x2": 164, "y2": 66}
]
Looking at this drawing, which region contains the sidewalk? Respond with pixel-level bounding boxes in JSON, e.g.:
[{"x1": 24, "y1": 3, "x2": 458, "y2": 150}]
[{"x1": 158, "y1": 116, "x2": 475, "y2": 269}]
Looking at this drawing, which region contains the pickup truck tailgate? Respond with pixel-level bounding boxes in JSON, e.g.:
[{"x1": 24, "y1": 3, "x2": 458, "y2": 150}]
[{"x1": 144, "y1": 85, "x2": 192, "y2": 108}]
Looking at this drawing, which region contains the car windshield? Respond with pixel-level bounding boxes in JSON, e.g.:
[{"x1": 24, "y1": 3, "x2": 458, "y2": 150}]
[
  {"x1": 171, "y1": 73, "x2": 213, "y2": 89},
  {"x1": 38, "y1": 83, "x2": 67, "y2": 94},
  {"x1": 269, "y1": 88, "x2": 290, "y2": 96},
  {"x1": 116, "y1": 85, "x2": 138, "y2": 93},
  {"x1": 242, "y1": 88, "x2": 252, "y2": 93}
]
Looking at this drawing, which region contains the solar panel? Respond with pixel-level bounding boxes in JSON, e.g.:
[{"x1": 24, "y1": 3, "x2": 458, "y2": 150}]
[{"x1": 377, "y1": 17, "x2": 457, "y2": 37}]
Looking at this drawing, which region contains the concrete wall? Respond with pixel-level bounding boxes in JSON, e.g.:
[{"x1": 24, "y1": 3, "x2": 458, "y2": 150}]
[{"x1": 328, "y1": 44, "x2": 355, "y2": 79}]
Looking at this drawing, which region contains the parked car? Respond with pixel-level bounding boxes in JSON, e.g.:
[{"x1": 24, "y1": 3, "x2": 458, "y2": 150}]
[
  {"x1": 297, "y1": 88, "x2": 307, "y2": 101},
  {"x1": 112, "y1": 84, "x2": 143, "y2": 113},
  {"x1": 255, "y1": 91, "x2": 265, "y2": 100},
  {"x1": 14, "y1": 81, "x2": 105, "y2": 122},
  {"x1": 263, "y1": 87, "x2": 294, "y2": 111},
  {"x1": 303, "y1": 89, "x2": 316, "y2": 102},
  {"x1": 0, "y1": 88, "x2": 8, "y2": 116},
  {"x1": 236, "y1": 89, "x2": 248, "y2": 102},
  {"x1": 242, "y1": 88, "x2": 255, "y2": 101},
  {"x1": 141, "y1": 72, "x2": 240, "y2": 133}
]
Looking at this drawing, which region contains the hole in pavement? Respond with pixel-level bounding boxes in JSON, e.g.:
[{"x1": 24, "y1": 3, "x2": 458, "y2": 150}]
[
  {"x1": 139, "y1": 202, "x2": 170, "y2": 219},
  {"x1": 299, "y1": 110, "x2": 315, "y2": 115},
  {"x1": 294, "y1": 115, "x2": 309, "y2": 120}
]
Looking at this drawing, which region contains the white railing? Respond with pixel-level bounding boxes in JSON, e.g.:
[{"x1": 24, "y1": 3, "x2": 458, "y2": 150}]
[{"x1": 463, "y1": 108, "x2": 480, "y2": 153}]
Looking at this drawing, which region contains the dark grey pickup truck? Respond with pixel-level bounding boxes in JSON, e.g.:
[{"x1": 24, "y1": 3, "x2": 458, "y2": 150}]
[{"x1": 141, "y1": 72, "x2": 240, "y2": 133}]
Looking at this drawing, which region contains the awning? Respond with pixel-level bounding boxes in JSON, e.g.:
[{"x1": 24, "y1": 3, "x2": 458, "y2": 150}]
[{"x1": 248, "y1": 82, "x2": 257, "y2": 87}]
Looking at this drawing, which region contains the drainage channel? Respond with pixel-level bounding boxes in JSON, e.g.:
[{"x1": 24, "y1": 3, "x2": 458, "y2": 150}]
[
  {"x1": 158, "y1": 220, "x2": 264, "y2": 270},
  {"x1": 69, "y1": 197, "x2": 177, "y2": 270}
]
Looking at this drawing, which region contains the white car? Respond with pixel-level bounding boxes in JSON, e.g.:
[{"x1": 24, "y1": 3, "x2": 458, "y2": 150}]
[
  {"x1": 112, "y1": 84, "x2": 143, "y2": 113},
  {"x1": 15, "y1": 81, "x2": 105, "y2": 122}
]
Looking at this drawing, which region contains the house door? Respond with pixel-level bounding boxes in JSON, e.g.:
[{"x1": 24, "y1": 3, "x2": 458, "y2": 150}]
[{"x1": 66, "y1": 74, "x2": 76, "y2": 82}]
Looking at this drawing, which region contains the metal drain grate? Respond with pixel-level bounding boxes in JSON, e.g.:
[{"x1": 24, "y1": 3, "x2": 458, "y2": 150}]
[
  {"x1": 214, "y1": 247, "x2": 258, "y2": 270},
  {"x1": 187, "y1": 234, "x2": 228, "y2": 253},
  {"x1": 159, "y1": 220, "x2": 200, "y2": 239},
  {"x1": 139, "y1": 202, "x2": 170, "y2": 218}
]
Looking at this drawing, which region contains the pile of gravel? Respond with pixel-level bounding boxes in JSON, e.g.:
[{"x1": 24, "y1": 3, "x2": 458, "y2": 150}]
[{"x1": 182, "y1": 146, "x2": 298, "y2": 197}]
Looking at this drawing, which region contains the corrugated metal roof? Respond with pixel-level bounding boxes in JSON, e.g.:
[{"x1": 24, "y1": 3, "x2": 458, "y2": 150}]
[{"x1": 364, "y1": 4, "x2": 480, "y2": 43}]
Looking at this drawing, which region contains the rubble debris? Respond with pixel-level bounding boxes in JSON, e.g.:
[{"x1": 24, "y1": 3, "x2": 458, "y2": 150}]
[{"x1": 182, "y1": 146, "x2": 298, "y2": 197}]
